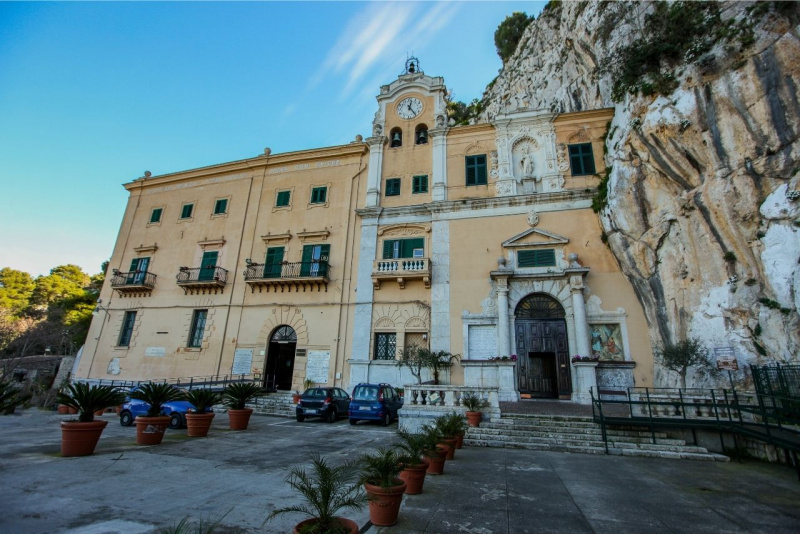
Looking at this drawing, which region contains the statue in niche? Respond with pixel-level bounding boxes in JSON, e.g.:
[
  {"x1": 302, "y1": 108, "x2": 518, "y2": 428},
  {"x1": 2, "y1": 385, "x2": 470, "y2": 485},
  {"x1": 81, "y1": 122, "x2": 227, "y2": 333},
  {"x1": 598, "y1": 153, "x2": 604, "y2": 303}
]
[{"x1": 520, "y1": 145, "x2": 534, "y2": 178}]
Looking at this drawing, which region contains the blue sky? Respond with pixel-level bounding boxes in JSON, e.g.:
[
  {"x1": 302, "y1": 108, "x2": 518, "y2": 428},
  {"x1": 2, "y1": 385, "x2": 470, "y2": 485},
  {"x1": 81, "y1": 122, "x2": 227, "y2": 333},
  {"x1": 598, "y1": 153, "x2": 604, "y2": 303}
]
[{"x1": 0, "y1": 1, "x2": 543, "y2": 277}]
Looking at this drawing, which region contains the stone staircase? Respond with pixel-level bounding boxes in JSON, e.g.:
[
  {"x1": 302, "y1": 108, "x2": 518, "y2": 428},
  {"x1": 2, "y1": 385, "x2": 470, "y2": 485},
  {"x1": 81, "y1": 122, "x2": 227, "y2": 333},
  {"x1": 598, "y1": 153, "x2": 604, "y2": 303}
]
[
  {"x1": 249, "y1": 391, "x2": 296, "y2": 418},
  {"x1": 465, "y1": 413, "x2": 729, "y2": 462}
]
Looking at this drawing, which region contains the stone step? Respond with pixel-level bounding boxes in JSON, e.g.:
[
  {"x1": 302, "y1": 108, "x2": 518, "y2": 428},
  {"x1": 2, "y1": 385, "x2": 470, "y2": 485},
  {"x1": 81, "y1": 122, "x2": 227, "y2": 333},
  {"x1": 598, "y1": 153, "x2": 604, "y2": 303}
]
[
  {"x1": 499, "y1": 413, "x2": 595, "y2": 423},
  {"x1": 469, "y1": 427, "x2": 684, "y2": 446},
  {"x1": 494, "y1": 418, "x2": 598, "y2": 427}
]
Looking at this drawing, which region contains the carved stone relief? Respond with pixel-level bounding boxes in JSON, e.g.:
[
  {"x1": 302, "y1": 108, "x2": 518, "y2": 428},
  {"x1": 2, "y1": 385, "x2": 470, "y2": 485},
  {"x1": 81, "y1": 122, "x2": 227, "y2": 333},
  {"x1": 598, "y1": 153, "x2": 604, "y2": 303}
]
[{"x1": 556, "y1": 143, "x2": 570, "y2": 172}]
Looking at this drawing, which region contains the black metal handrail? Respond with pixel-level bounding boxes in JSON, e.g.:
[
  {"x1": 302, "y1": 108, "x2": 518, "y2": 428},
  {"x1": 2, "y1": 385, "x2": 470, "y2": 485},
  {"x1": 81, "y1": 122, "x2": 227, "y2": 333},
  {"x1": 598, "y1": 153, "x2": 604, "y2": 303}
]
[
  {"x1": 244, "y1": 260, "x2": 330, "y2": 280},
  {"x1": 176, "y1": 266, "x2": 228, "y2": 284},
  {"x1": 110, "y1": 271, "x2": 157, "y2": 288},
  {"x1": 72, "y1": 374, "x2": 259, "y2": 391}
]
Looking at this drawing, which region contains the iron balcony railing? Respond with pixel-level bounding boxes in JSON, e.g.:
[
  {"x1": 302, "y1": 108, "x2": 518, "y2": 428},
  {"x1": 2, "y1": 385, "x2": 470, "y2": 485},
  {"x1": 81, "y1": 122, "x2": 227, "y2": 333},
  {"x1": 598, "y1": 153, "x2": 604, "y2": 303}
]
[
  {"x1": 110, "y1": 270, "x2": 157, "y2": 289},
  {"x1": 244, "y1": 260, "x2": 330, "y2": 281},
  {"x1": 176, "y1": 266, "x2": 229, "y2": 284}
]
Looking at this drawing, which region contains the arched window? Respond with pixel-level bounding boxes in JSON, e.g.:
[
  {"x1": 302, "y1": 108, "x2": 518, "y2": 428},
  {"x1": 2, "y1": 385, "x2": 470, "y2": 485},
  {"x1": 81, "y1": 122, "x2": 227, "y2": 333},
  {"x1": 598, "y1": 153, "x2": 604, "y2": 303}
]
[
  {"x1": 415, "y1": 124, "x2": 428, "y2": 145},
  {"x1": 514, "y1": 293, "x2": 565, "y2": 319},
  {"x1": 271, "y1": 325, "x2": 297, "y2": 342},
  {"x1": 390, "y1": 127, "x2": 403, "y2": 148}
]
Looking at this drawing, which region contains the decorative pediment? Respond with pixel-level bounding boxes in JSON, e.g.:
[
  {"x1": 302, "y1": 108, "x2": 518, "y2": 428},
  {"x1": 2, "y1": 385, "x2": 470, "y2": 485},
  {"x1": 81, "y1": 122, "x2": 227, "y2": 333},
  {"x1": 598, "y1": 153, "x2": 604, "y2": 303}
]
[
  {"x1": 297, "y1": 229, "x2": 330, "y2": 242},
  {"x1": 502, "y1": 228, "x2": 569, "y2": 248},
  {"x1": 133, "y1": 244, "x2": 158, "y2": 254},
  {"x1": 377, "y1": 223, "x2": 430, "y2": 237},
  {"x1": 261, "y1": 232, "x2": 292, "y2": 245},
  {"x1": 197, "y1": 237, "x2": 226, "y2": 249}
]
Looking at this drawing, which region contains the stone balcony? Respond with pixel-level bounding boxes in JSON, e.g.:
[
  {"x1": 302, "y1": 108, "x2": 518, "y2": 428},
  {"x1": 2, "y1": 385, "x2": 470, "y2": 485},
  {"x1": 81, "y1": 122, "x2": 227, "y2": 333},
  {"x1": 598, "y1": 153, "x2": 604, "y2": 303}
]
[{"x1": 372, "y1": 257, "x2": 431, "y2": 289}]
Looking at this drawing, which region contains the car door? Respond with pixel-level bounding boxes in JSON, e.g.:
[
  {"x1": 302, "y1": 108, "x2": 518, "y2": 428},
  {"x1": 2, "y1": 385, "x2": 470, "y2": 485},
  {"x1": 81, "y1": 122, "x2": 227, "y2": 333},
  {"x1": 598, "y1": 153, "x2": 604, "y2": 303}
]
[{"x1": 336, "y1": 389, "x2": 349, "y2": 413}]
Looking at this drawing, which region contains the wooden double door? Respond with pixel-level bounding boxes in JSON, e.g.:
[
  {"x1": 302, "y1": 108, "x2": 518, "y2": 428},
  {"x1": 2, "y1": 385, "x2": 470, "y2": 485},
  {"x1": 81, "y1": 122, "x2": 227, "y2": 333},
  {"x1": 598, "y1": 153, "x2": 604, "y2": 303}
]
[{"x1": 515, "y1": 319, "x2": 571, "y2": 398}]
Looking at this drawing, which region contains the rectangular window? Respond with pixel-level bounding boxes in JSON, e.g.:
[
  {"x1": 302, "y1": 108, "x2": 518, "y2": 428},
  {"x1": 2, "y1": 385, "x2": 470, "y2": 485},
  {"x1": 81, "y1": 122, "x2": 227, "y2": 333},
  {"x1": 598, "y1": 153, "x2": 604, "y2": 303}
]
[
  {"x1": 181, "y1": 203, "x2": 194, "y2": 219},
  {"x1": 276, "y1": 190, "x2": 291, "y2": 207},
  {"x1": 264, "y1": 246, "x2": 284, "y2": 278},
  {"x1": 300, "y1": 244, "x2": 330, "y2": 277},
  {"x1": 188, "y1": 310, "x2": 208, "y2": 348},
  {"x1": 465, "y1": 155, "x2": 488, "y2": 186},
  {"x1": 310, "y1": 186, "x2": 327, "y2": 204},
  {"x1": 149, "y1": 208, "x2": 163, "y2": 223},
  {"x1": 198, "y1": 251, "x2": 218, "y2": 281},
  {"x1": 213, "y1": 198, "x2": 228, "y2": 215},
  {"x1": 412, "y1": 175, "x2": 428, "y2": 194},
  {"x1": 126, "y1": 257, "x2": 149, "y2": 285},
  {"x1": 568, "y1": 143, "x2": 596, "y2": 176},
  {"x1": 118, "y1": 311, "x2": 136, "y2": 347},
  {"x1": 518, "y1": 249, "x2": 556, "y2": 268},
  {"x1": 385, "y1": 178, "x2": 401, "y2": 196},
  {"x1": 374, "y1": 333, "x2": 397, "y2": 360},
  {"x1": 382, "y1": 238, "x2": 424, "y2": 259}
]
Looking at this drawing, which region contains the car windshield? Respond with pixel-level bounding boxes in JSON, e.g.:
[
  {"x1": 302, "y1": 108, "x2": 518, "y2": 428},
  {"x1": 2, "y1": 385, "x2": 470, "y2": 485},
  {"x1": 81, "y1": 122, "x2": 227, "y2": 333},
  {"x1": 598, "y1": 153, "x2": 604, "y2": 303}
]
[
  {"x1": 304, "y1": 388, "x2": 328, "y2": 398},
  {"x1": 353, "y1": 386, "x2": 379, "y2": 401}
]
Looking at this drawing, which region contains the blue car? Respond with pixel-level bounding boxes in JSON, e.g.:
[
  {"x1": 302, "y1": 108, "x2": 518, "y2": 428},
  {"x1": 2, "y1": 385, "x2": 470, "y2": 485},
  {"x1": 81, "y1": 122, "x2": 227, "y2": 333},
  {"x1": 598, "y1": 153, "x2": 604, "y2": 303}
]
[
  {"x1": 119, "y1": 392, "x2": 194, "y2": 429},
  {"x1": 348, "y1": 383, "x2": 403, "y2": 426}
]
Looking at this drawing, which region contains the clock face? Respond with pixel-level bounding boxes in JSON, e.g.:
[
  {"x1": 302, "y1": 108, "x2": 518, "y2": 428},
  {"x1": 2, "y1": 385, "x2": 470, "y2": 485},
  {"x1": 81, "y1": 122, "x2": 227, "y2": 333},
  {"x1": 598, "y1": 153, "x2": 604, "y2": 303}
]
[{"x1": 397, "y1": 97, "x2": 423, "y2": 119}]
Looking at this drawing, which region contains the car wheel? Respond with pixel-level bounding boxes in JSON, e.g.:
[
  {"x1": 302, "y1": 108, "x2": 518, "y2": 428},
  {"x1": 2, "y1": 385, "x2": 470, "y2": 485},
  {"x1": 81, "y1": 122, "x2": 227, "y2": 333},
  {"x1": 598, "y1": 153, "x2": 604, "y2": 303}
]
[
  {"x1": 382, "y1": 412, "x2": 391, "y2": 427},
  {"x1": 119, "y1": 411, "x2": 134, "y2": 427},
  {"x1": 296, "y1": 413, "x2": 305, "y2": 422},
  {"x1": 169, "y1": 413, "x2": 184, "y2": 429},
  {"x1": 327, "y1": 409, "x2": 337, "y2": 423},
  {"x1": 349, "y1": 418, "x2": 357, "y2": 425}
]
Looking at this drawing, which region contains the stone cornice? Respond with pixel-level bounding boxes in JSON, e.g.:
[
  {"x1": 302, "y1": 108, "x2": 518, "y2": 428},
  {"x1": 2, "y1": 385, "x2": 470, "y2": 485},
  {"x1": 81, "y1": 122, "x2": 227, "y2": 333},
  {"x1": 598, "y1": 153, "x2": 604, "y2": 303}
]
[
  {"x1": 261, "y1": 232, "x2": 292, "y2": 245},
  {"x1": 197, "y1": 237, "x2": 226, "y2": 249}
]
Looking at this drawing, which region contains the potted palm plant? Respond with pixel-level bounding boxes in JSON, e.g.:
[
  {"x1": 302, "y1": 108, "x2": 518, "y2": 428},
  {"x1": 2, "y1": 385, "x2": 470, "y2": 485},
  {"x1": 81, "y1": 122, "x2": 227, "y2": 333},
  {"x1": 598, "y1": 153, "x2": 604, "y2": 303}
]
[
  {"x1": 420, "y1": 424, "x2": 448, "y2": 475},
  {"x1": 131, "y1": 383, "x2": 184, "y2": 446},
  {"x1": 221, "y1": 382, "x2": 262, "y2": 430},
  {"x1": 266, "y1": 453, "x2": 366, "y2": 534},
  {"x1": 359, "y1": 447, "x2": 406, "y2": 527},
  {"x1": 462, "y1": 393, "x2": 489, "y2": 428},
  {"x1": 183, "y1": 388, "x2": 219, "y2": 437},
  {"x1": 396, "y1": 430, "x2": 433, "y2": 495},
  {"x1": 433, "y1": 413, "x2": 461, "y2": 460},
  {"x1": 56, "y1": 382, "x2": 126, "y2": 457}
]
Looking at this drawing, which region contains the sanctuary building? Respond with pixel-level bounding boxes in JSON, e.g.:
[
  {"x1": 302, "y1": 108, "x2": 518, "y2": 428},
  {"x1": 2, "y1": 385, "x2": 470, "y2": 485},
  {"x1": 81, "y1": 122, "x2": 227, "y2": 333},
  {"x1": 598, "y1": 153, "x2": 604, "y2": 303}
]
[{"x1": 77, "y1": 59, "x2": 654, "y2": 403}]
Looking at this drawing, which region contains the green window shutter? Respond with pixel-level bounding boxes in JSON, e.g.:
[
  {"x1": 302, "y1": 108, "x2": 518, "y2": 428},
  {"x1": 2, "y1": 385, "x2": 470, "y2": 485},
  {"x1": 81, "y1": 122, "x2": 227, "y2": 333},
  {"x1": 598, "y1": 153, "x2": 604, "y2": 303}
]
[
  {"x1": 518, "y1": 249, "x2": 556, "y2": 268},
  {"x1": 401, "y1": 238, "x2": 424, "y2": 258},
  {"x1": 276, "y1": 191, "x2": 290, "y2": 207},
  {"x1": 188, "y1": 310, "x2": 207, "y2": 348},
  {"x1": 118, "y1": 311, "x2": 136, "y2": 346},
  {"x1": 311, "y1": 187, "x2": 327, "y2": 204},
  {"x1": 466, "y1": 157, "x2": 475, "y2": 185},
  {"x1": 383, "y1": 240, "x2": 395, "y2": 259},
  {"x1": 466, "y1": 155, "x2": 487, "y2": 186},
  {"x1": 386, "y1": 178, "x2": 400, "y2": 196},
  {"x1": 181, "y1": 204, "x2": 193, "y2": 219},
  {"x1": 265, "y1": 247, "x2": 284, "y2": 278},
  {"x1": 412, "y1": 175, "x2": 428, "y2": 194},
  {"x1": 214, "y1": 199, "x2": 228, "y2": 215},
  {"x1": 150, "y1": 208, "x2": 162, "y2": 223},
  {"x1": 300, "y1": 245, "x2": 313, "y2": 276},
  {"x1": 568, "y1": 143, "x2": 595, "y2": 175},
  {"x1": 199, "y1": 251, "x2": 218, "y2": 281},
  {"x1": 127, "y1": 258, "x2": 148, "y2": 284},
  {"x1": 476, "y1": 155, "x2": 487, "y2": 184},
  {"x1": 129, "y1": 258, "x2": 140, "y2": 272},
  {"x1": 318, "y1": 244, "x2": 330, "y2": 277}
]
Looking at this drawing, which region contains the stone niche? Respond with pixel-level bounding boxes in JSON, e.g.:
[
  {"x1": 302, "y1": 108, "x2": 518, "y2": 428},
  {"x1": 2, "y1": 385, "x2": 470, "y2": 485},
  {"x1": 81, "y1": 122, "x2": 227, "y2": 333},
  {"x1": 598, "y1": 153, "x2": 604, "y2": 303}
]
[{"x1": 492, "y1": 109, "x2": 563, "y2": 196}]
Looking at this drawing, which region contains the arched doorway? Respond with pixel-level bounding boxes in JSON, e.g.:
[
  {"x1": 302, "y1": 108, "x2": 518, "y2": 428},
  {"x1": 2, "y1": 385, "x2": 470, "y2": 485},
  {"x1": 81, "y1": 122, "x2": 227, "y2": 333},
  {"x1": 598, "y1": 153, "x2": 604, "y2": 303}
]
[
  {"x1": 264, "y1": 325, "x2": 297, "y2": 391},
  {"x1": 514, "y1": 293, "x2": 571, "y2": 399}
]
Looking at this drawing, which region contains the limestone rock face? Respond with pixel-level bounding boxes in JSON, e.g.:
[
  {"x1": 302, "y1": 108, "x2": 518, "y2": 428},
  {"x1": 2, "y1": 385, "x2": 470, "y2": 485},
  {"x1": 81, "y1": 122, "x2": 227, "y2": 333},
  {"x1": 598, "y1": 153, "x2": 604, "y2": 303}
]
[{"x1": 481, "y1": 1, "x2": 800, "y2": 386}]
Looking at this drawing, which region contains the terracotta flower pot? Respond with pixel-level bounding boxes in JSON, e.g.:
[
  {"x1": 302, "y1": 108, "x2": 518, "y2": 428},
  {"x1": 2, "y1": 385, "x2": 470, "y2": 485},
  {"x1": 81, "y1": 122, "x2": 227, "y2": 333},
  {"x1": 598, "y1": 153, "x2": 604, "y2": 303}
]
[
  {"x1": 135, "y1": 415, "x2": 171, "y2": 445},
  {"x1": 227, "y1": 408, "x2": 253, "y2": 431},
  {"x1": 291, "y1": 393, "x2": 301, "y2": 404},
  {"x1": 57, "y1": 405, "x2": 70, "y2": 415},
  {"x1": 399, "y1": 459, "x2": 429, "y2": 494},
  {"x1": 185, "y1": 412, "x2": 215, "y2": 437},
  {"x1": 292, "y1": 517, "x2": 358, "y2": 534},
  {"x1": 466, "y1": 411, "x2": 482, "y2": 427},
  {"x1": 455, "y1": 433, "x2": 464, "y2": 449},
  {"x1": 440, "y1": 437, "x2": 457, "y2": 460},
  {"x1": 61, "y1": 420, "x2": 109, "y2": 457},
  {"x1": 364, "y1": 479, "x2": 407, "y2": 527},
  {"x1": 425, "y1": 445, "x2": 448, "y2": 475},
  {"x1": 68, "y1": 407, "x2": 78, "y2": 415}
]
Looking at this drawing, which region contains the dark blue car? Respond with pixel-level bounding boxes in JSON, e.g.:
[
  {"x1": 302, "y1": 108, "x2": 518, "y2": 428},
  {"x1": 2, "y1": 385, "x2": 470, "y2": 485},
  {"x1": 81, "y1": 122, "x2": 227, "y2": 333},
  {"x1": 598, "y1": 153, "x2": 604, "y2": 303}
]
[
  {"x1": 119, "y1": 392, "x2": 194, "y2": 429},
  {"x1": 348, "y1": 383, "x2": 403, "y2": 426}
]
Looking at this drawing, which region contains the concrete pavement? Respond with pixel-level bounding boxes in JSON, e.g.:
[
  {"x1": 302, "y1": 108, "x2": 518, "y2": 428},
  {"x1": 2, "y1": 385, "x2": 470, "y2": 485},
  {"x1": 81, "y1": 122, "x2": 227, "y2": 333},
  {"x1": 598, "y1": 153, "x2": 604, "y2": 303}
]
[{"x1": 1, "y1": 409, "x2": 798, "y2": 533}]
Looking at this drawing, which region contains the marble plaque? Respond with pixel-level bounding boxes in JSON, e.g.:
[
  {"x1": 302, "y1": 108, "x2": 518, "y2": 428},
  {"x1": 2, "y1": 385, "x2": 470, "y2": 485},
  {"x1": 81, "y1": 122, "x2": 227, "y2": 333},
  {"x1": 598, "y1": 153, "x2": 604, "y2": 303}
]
[
  {"x1": 145, "y1": 347, "x2": 165, "y2": 358},
  {"x1": 232, "y1": 349, "x2": 253, "y2": 375},
  {"x1": 468, "y1": 325, "x2": 496, "y2": 359},
  {"x1": 306, "y1": 350, "x2": 331, "y2": 384}
]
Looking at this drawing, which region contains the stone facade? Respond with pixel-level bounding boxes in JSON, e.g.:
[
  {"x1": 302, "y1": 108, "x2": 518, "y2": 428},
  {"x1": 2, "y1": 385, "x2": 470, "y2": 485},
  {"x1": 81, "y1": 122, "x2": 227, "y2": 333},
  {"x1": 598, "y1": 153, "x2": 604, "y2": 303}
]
[{"x1": 76, "y1": 59, "x2": 653, "y2": 404}]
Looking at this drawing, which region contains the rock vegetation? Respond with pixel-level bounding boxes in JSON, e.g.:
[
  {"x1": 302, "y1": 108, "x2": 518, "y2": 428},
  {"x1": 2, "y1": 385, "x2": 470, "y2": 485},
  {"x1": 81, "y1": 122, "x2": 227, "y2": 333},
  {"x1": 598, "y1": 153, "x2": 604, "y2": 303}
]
[{"x1": 480, "y1": 1, "x2": 800, "y2": 387}]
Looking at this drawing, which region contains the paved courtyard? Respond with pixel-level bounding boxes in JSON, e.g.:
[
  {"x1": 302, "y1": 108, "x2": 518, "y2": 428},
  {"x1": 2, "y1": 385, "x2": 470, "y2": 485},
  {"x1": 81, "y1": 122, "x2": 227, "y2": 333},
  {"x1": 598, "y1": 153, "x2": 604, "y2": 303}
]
[{"x1": 0, "y1": 409, "x2": 798, "y2": 533}]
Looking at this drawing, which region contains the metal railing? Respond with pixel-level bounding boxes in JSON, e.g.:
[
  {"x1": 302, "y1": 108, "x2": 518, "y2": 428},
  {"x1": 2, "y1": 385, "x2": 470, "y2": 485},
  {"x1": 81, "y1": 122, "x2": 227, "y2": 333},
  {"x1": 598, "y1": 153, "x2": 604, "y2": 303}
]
[
  {"x1": 72, "y1": 373, "x2": 258, "y2": 391},
  {"x1": 110, "y1": 271, "x2": 157, "y2": 288},
  {"x1": 176, "y1": 266, "x2": 229, "y2": 284},
  {"x1": 244, "y1": 260, "x2": 330, "y2": 280}
]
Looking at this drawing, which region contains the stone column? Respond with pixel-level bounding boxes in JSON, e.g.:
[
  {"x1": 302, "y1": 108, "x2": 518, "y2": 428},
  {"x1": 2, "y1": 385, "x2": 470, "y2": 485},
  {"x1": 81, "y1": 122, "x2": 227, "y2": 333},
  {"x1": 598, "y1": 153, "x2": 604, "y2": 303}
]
[
  {"x1": 348, "y1": 216, "x2": 380, "y2": 389},
  {"x1": 570, "y1": 274, "x2": 591, "y2": 357},
  {"x1": 430, "y1": 219, "x2": 450, "y2": 352},
  {"x1": 365, "y1": 136, "x2": 386, "y2": 207},
  {"x1": 429, "y1": 127, "x2": 448, "y2": 202},
  {"x1": 495, "y1": 276, "x2": 511, "y2": 357}
]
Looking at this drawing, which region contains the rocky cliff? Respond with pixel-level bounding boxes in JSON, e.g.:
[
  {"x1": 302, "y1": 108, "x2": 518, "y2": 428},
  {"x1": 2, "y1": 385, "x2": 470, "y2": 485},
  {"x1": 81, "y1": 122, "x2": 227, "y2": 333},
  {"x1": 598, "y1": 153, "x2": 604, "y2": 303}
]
[{"x1": 481, "y1": 1, "x2": 800, "y2": 387}]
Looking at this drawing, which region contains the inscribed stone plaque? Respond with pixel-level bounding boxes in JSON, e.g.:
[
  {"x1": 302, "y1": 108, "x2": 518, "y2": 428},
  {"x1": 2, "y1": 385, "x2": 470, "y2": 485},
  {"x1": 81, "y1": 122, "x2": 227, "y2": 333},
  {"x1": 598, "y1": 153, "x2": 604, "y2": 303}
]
[
  {"x1": 232, "y1": 349, "x2": 254, "y2": 375},
  {"x1": 145, "y1": 347, "x2": 166, "y2": 358},
  {"x1": 468, "y1": 325, "x2": 496, "y2": 359},
  {"x1": 306, "y1": 350, "x2": 330, "y2": 383}
]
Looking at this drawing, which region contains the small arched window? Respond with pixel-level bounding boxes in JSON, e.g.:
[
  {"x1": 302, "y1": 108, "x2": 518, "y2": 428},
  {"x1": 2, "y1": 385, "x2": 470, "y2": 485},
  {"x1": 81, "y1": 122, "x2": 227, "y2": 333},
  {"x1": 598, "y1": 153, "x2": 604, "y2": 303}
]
[
  {"x1": 415, "y1": 124, "x2": 428, "y2": 145},
  {"x1": 390, "y1": 127, "x2": 403, "y2": 148}
]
